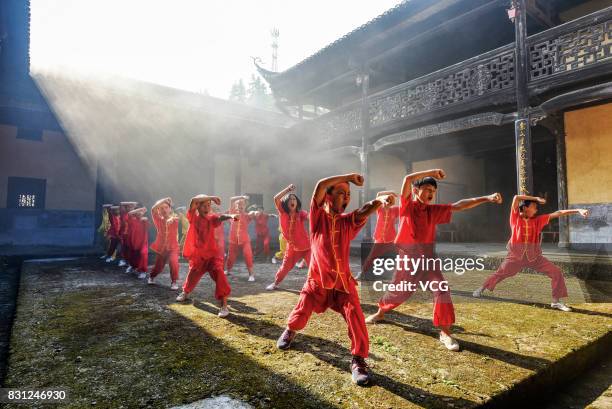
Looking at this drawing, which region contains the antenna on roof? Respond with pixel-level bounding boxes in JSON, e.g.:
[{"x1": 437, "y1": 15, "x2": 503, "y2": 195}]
[{"x1": 270, "y1": 28, "x2": 279, "y2": 72}]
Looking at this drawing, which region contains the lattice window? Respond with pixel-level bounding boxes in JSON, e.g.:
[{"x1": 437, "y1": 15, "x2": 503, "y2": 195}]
[
  {"x1": 311, "y1": 106, "x2": 361, "y2": 141},
  {"x1": 530, "y1": 18, "x2": 612, "y2": 80},
  {"x1": 369, "y1": 50, "x2": 515, "y2": 128}
]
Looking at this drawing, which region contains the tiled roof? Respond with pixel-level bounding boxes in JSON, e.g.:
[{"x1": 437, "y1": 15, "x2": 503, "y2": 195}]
[{"x1": 276, "y1": 1, "x2": 410, "y2": 77}]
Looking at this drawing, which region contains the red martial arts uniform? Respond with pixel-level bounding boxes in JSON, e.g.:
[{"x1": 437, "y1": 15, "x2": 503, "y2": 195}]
[
  {"x1": 214, "y1": 219, "x2": 225, "y2": 260},
  {"x1": 378, "y1": 195, "x2": 455, "y2": 327},
  {"x1": 150, "y1": 213, "x2": 180, "y2": 282},
  {"x1": 362, "y1": 205, "x2": 400, "y2": 272},
  {"x1": 373, "y1": 206, "x2": 400, "y2": 244},
  {"x1": 106, "y1": 209, "x2": 121, "y2": 257},
  {"x1": 254, "y1": 213, "x2": 271, "y2": 256},
  {"x1": 286, "y1": 198, "x2": 369, "y2": 358},
  {"x1": 120, "y1": 210, "x2": 131, "y2": 261},
  {"x1": 274, "y1": 207, "x2": 310, "y2": 285},
  {"x1": 127, "y1": 214, "x2": 139, "y2": 269},
  {"x1": 181, "y1": 210, "x2": 231, "y2": 298},
  {"x1": 226, "y1": 211, "x2": 254, "y2": 271},
  {"x1": 129, "y1": 217, "x2": 149, "y2": 272},
  {"x1": 481, "y1": 208, "x2": 567, "y2": 299}
]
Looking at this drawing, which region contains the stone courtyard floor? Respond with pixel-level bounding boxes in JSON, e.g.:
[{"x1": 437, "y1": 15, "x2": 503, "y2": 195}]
[{"x1": 3, "y1": 256, "x2": 611, "y2": 408}]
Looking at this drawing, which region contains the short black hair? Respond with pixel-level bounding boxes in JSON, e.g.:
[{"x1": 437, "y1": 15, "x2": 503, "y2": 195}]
[
  {"x1": 519, "y1": 200, "x2": 536, "y2": 211},
  {"x1": 413, "y1": 177, "x2": 438, "y2": 189},
  {"x1": 281, "y1": 193, "x2": 302, "y2": 213},
  {"x1": 326, "y1": 181, "x2": 351, "y2": 195}
]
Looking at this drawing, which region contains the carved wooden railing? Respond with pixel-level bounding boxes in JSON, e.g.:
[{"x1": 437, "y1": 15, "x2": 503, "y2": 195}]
[{"x1": 298, "y1": 6, "x2": 612, "y2": 143}]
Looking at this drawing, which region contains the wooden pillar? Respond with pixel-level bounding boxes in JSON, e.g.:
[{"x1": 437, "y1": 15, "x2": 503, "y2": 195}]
[
  {"x1": 540, "y1": 115, "x2": 569, "y2": 247},
  {"x1": 235, "y1": 148, "x2": 242, "y2": 195},
  {"x1": 359, "y1": 66, "x2": 372, "y2": 241},
  {"x1": 512, "y1": 0, "x2": 534, "y2": 195},
  {"x1": 208, "y1": 152, "x2": 215, "y2": 195},
  {"x1": 555, "y1": 120, "x2": 570, "y2": 248}
]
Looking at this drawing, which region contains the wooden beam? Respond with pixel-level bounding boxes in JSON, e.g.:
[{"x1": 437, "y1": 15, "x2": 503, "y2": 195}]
[
  {"x1": 526, "y1": 0, "x2": 557, "y2": 28},
  {"x1": 372, "y1": 112, "x2": 515, "y2": 151}
]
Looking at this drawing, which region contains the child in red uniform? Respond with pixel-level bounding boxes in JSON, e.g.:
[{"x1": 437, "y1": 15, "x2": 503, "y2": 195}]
[
  {"x1": 266, "y1": 184, "x2": 310, "y2": 290},
  {"x1": 128, "y1": 207, "x2": 149, "y2": 279},
  {"x1": 473, "y1": 195, "x2": 589, "y2": 311},
  {"x1": 105, "y1": 206, "x2": 121, "y2": 262},
  {"x1": 226, "y1": 196, "x2": 257, "y2": 281},
  {"x1": 361, "y1": 191, "x2": 400, "y2": 274},
  {"x1": 250, "y1": 205, "x2": 277, "y2": 257},
  {"x1": 148, "y1": 197, "x2": 180, "y2": 290},
  {"x1": 212, "y1": 204, "x2": 227, "y2": 260},
  {"x1": 176, "y1": 195, "x2": 238, "y2": 317},
  {"x1": 125, "y1": 206, "x2": 142, "y2": 274},
  {"x1": 366, "y1": 169, "x2": 502, "y2": 351},
  {"x1": 118, "y1": 202, "x2": 137, "y2": 267},
  {"x1": 276, "y1": 173, "x2": 394, "y2": 386}
]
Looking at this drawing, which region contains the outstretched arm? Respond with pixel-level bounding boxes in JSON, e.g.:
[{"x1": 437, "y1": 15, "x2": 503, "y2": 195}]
[
  {"x1": 355, "y1": 194, "x2": 395, "y2": 224},
  {"x1": 548, "y1": 208, "x2": 589, "y2": 220},
  {"x1": 189, "y1": 194, "x2": 221, "y2": 211},
  {"x1": 274, "y1": 184, "x2": 295, "y2": 210},
  {"x1": 400, "y1": 169, "x2": 445, "y2": 199},
  {"x1": 229, "y1": 195, "x2": 249, "y2": 209},
  {"x1": 452, "y1": 193, "x2": 502, "y2": 211},
  {"x1": 128, "y1": 207, "x2": 147, "y2": 217},
  {"x1": 376, "y1": 190, "x2": 397, "y2": 198},
  {"x1": 511, "y1": 194, "x2": 545, "y2": 211},
  {"x1": 219, "y1": 213, "x2": 240, "y2": 222},
  {"x1": 312, "y1": 173, "x2": 363, "y2": 207},
  {"x1": 152, "y1": 197, "x2": 172, "y2": 211}
]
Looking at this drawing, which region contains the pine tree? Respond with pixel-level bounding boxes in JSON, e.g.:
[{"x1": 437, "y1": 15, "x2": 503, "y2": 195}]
[
  {"x1": 246, "y1": 75, "x2": 273, "y2": 109},
  {"x1": 228, "y1": 79, "x2": 246, "y2": 103}
]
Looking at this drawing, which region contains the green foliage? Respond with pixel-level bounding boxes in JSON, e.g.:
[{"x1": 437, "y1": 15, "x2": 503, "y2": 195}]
[
  {"x1": 229, "y1": 75, "x2": 275, "y2": 109},
  {"x1": 228, "y1": 79, "x2": 246, "y2": 103}
]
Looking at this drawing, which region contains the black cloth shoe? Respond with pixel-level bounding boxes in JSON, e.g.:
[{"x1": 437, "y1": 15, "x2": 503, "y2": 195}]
[
  {"x1": 351, "y1": 355, "x2": 371, "y2": 386},
  {"x1": 276, "y1": 328, "x2": 296, "y2": 350}
]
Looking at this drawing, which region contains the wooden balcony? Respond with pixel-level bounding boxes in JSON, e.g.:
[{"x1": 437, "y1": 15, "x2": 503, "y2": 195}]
[{"x1": 297, "y1": 6, "x2": 612, "y2": 146}]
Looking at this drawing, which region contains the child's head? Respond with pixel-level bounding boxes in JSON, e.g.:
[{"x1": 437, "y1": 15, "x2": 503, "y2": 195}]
[
  {"x1": 158, "y1": 199, "x2": 173, "y2": 218},
  {"x1": 519, "y1": 200, "x2": 538, "y2": 218},
  {"x1": 197, "y1": 199, "x2": 212, "y2": 215},
  {"x1": 235, "y1": 199, "x2": 247, "y2": 212},
  {"x1": 281, "y1": 193, "x2": 302, "y2": 213},
  {"x1": 110, "y1": 206, "x2": 120, "y2": 215},
  {"x1": 413, "y1": 177, "x2": 437, "y2": 204},
  {"x1": 326, "y1": 182, "x2": 351, "y2": 214}
]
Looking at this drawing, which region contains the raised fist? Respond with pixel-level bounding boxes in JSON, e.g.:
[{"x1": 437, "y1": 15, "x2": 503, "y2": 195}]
[
  {"x1": 351, "y1": 174, "x2": 364, "y2": 186},
  {"x1": 432, "y1": 169, "x2": 446, "y2": 180},
  {"x1": 489, "y1": 193, "x2": 502, "y2": 204}
]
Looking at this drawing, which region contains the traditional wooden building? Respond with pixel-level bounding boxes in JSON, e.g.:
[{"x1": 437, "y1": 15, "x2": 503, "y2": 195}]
[{"x1": 258, "y1": 0, "x2": 612, "y2": 250}]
